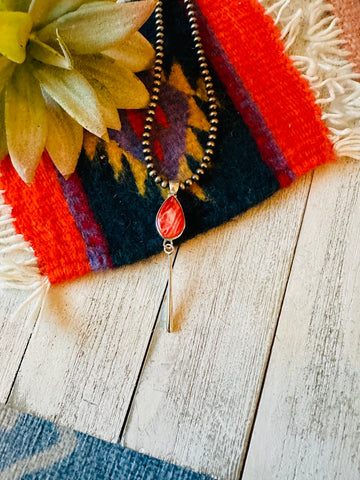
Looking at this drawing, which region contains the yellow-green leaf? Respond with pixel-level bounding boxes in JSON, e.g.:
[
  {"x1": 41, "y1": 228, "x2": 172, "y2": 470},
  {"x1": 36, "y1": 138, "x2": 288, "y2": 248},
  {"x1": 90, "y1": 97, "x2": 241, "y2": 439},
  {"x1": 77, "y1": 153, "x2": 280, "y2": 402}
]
[
  {"x1": 31, "y1": 61, "x2": 107, "y2": 139},
  {"x1": 75, "y1": 54, "x2": 150, "y2": 109},
  {"x1": 41, "y1": 0, "x2": 101, "y2": 25},
  {"x1": 0, "y1": 56, "x2": 16, "y2": 94},
  {"x1": 103, "y1": 32, "x2": 154, "y2": 73},
  {"x1": 85, "y1": 77, "x2": 121, "y2": 130},
  {"x1": 0, "y1": 91, "x2": 8, "y2": 160},
  {"x1": 28, "y1": 36, "x2": 72, "y2": 69},
  {"x1": 44, "y1": 91, "x2": 83, "y2": 178},
  {"x1": 56, "y1": 29, "x2": 73, "y2": 68},
  {"x1": 5, "y1": 1, "x2": 32, "y2": 12},
  {"x1": 5, "y1": 64, "x2": 47, "y2": 183},
  {"x1": 0, "y1": 11, "x2": 32, "y2": 63},
  {"x1": 37, "y1": 0, "x2": 155, "y2": 55},
  {"x1": 28, "y1": 0, "x2": 54, "y2": 26}
]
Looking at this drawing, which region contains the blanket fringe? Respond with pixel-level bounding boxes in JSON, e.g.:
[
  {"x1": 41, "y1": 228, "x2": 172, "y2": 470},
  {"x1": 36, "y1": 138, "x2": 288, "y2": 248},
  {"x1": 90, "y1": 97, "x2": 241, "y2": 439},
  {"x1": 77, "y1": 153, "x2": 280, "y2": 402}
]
[
  {"x1": 0, "y1": 191, "x2": 49, "y2": 330},
  {"x1": 259, "y1": 0, "x2": 360, "y2": 161}
]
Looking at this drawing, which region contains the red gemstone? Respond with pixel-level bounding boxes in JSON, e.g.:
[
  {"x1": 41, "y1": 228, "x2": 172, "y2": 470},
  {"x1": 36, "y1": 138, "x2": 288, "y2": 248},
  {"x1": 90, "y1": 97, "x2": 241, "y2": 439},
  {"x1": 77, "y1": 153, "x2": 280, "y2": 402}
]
[{"x1": 156, "y1": 195, "x2": 185, "y2": 240}]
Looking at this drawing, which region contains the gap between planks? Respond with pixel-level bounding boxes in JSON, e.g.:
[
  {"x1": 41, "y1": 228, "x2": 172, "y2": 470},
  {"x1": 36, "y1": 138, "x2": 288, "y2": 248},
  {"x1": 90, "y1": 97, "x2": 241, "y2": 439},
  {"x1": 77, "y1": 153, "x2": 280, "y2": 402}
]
[
  {"x1": 1, "y1": 171, "x2": 312, "y2": 479},
  {"x1": 121, "y1": 174, "x2": 312, "y2": 479}
]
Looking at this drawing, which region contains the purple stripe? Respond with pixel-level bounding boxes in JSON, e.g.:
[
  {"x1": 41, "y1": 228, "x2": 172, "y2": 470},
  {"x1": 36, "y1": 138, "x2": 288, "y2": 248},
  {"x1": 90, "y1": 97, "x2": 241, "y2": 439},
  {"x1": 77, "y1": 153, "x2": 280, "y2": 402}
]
[
  {"x1": 58, "y1": 172, "x2": 114, "y2": 271},
  {"x1": 194, "y1": 1, "x2": 296, "y2": 186}
]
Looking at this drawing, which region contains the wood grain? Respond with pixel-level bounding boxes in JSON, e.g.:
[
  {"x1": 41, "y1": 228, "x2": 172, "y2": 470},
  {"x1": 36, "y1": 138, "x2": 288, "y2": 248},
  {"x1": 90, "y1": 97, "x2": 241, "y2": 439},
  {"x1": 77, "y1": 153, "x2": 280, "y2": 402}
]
[
  {"x1": 0, "y1": 289, "x2": 37, "y2": 403},
  {"x1": 242, "y1": 160, "x2": 360, "y2": 480},
  {"x1": 122, "y1": 174, "x2": 312, "y2": 480},
  {"x1": 6, "y1": 257, "x2": 170, "y2": 442}
]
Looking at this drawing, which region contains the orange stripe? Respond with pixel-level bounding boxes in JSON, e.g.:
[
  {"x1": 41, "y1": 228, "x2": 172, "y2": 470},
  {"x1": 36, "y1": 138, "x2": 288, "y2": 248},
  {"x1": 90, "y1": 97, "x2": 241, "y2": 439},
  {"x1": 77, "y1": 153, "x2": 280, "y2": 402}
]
[
  {"x1": 0, "y1": 153, "x2": 91, "y2": 283},
  {"x1": 196, "y1": 0, "x2": 336, "y2": 176}
]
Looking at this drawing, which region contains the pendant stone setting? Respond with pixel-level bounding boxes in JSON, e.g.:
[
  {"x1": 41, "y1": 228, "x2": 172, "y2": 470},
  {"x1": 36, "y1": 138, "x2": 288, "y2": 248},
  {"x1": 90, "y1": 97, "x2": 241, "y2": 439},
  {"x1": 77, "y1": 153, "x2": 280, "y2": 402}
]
[{"x1": 156, "y1": 195, "x2": 185, "y2": 240}]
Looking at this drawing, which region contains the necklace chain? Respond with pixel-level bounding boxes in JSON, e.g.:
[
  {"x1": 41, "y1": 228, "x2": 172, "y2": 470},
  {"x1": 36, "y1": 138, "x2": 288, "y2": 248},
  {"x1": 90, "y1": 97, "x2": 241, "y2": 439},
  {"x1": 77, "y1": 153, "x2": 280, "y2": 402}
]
[{"x1": 142, "y1": 0, "x2": 219, "y2": 191}]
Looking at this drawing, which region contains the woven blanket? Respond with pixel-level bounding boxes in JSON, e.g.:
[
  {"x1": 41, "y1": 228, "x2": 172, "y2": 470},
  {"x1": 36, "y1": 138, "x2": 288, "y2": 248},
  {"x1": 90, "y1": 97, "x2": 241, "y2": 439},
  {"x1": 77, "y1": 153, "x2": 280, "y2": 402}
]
[
  {"x1": 1, "y1": 0, "x2": 359, "y2": 293},
  {"x1": 0, "y1": 404, "x2": 212, "y2": 479}
]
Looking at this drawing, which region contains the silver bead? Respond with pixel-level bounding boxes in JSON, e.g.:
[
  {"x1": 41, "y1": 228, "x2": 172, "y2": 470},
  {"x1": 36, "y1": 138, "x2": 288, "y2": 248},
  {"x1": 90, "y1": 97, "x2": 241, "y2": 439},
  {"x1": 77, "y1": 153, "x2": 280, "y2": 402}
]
[
  {"x1": 146, "y1": 162, "x2": 154, "y2": 169},
  {"x1": 149, "y1": 170, "x2": 157, "y2": 177},
  {"x1": 161, "y1": 180, "x2": 169, "y2": 188},
  {"x1": 145, "y1": 156, "x2": 153, "y2": 163},
  {"x1": 155, "y1": 176, "x2": 162, "y2": 184}
]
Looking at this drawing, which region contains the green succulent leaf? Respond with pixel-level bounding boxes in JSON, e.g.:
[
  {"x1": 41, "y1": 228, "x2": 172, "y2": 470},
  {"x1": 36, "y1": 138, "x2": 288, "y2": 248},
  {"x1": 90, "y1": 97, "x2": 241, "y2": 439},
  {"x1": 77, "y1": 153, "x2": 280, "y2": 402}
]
[
  {"x1": 0, "y1": 11, "x2": 33, "y2": 63},
  {"x1": 28, "y1": 0, "x2": 54, "y2": 26},
  {"x1": 37, "y1": 0, "x2": 156, "y2": 55},
  {"x1": 103, "y1": 32, "x2": 154, "y2": 73},
  {"x1": 4, "y1": 1, "x2": 32, "y2": 12},
  {"x1": 40, "y1": 0, "x2": 100, "y2": 25},
  {"x1": 74, "y1": 54, "x2": 150, "y2": 109},
  {"x1": 28, "y1": 36, "x2": 72, "y2": 69},
  {"x1": 55, "y1": 29, "x2": 73, "y2": 68},
  {"x1": 85, "y1": 77, "x2": 121, "y2": 130},
  {"x1": 44, "y1": 91, "x2": 83, "y2": 178},
  {"x1": 5, "y1": 64, "x2": 47, "y2": 183},
  {"x1": 0, "y1": 91, "x2": 8, "y2": 160},
  {"x1": 31, "y1": 61, "x2": 107, "y2": 139},
  {"x1": 0, "y1": 56, "x2": 16, "y2": 94}
]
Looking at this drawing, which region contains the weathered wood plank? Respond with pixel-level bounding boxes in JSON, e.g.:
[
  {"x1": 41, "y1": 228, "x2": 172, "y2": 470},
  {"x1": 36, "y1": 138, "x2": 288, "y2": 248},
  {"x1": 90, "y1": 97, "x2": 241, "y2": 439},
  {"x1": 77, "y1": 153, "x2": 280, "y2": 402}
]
[
  {"x1": 0, "y1": 289, "x2": 37, "y2": 403},
  {"x1": 242, "y1": 160, "x2": 360, "y2": 480},
  {"x1": 6, "y1": 257, "x2": 170, "y2": 442},
  {"x1": 122, "y1": 174, "x2": 312, "y2": 480}
]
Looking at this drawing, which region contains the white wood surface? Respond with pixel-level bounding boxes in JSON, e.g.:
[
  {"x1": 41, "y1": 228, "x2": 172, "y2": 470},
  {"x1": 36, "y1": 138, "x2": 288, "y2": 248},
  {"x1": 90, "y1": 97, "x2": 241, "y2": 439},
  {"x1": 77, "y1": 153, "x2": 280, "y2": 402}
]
[
  {"x1": 0, "y1": 160, "x2": 359, "y2": 480},
  {"x1": 242, "y1": 160, "x2": 360, "y2": 480},
  {"x1": 6, "y1": 258, "x2": 170, "y2": 441}
]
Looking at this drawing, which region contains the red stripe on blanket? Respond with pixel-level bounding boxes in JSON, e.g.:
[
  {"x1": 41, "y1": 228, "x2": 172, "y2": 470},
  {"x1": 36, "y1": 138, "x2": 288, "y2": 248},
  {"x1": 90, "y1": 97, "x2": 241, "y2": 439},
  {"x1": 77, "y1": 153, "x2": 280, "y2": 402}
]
[
  {"x1": 196, "y1": 0, "x2": 336, "y2": 176},
  {"x1": 0, "y1": 153, "x2": 91, "y2": 283}
]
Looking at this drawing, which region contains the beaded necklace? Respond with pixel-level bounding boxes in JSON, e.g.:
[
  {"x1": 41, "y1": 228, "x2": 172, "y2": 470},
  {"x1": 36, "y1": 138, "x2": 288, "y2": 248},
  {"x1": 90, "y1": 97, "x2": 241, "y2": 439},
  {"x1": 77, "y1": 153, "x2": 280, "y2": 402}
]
[{"x1": 142, "y1": 0, "x2": 218, "y2": 332}]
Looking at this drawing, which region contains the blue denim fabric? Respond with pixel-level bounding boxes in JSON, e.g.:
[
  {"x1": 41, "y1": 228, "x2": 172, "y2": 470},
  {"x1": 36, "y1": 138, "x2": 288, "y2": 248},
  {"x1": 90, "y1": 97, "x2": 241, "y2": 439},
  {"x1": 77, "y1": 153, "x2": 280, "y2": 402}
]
[{"x1": 0, "y1": 405, "x2": 215, "y2": 480}]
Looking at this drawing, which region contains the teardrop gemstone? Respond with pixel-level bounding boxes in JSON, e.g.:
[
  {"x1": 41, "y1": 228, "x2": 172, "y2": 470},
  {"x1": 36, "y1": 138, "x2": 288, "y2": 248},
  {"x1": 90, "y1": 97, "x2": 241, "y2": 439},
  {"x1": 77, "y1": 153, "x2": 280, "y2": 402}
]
[{"x1": 156, "y1": 195, "x2": 185, "y2": 240}]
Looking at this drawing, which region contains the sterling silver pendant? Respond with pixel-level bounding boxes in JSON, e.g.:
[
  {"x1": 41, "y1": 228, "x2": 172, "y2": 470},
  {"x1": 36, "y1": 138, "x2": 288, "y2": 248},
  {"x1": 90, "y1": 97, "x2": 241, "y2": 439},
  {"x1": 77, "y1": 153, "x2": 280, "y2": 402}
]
[{"x1": 156, "y1": 181, "x2": 185, "y2": 332}]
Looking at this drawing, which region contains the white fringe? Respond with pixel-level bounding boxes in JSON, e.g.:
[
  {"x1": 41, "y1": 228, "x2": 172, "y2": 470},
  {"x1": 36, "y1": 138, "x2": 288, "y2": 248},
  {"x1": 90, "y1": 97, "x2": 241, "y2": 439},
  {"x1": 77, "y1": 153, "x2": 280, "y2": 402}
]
[
  {"x1": 259, "y1": 0, "x2": 360, "y2": 160},
  {"x1": 0, "y1": 191, "x2": 50, "y2": 330}
]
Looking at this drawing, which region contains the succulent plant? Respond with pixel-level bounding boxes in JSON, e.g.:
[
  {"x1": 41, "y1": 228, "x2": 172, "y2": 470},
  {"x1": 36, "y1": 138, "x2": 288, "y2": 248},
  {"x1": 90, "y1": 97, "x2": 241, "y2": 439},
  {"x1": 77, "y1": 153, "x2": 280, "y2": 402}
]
[{"x1": 0, "y1": 0, "x2": 156, "y2": 182}]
